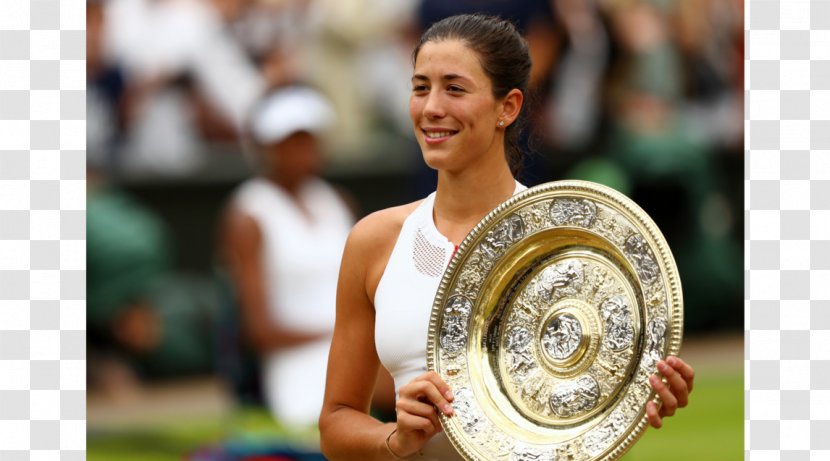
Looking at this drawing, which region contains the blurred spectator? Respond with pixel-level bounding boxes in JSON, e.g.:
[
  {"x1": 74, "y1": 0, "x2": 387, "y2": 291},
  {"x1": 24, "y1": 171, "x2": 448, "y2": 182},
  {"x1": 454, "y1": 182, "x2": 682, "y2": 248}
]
[
  {"x1": 103, "y1": 0, "x2": 264, "y2": 177},
  {"x1": 87, "y1": 173, "x2": 220, "y2": 397},
  {"x1": 546, "y1": 0, "x2": 610, "y2": 151},
  {"x1": 673, "y1": 0, "x2": 743, "y2": 148},
  {"x1": 87, "y1": 0, "x2": 127, "y2": 173},
  {"x1": 232, "y1": 0, "x2": 314, "y2": 89},
  {"x1": 302, "y1": 0, "x2": 420, "y2": 162},
  {"x1": 218, "y1": 86, "x2": 356, "y2": 428}
]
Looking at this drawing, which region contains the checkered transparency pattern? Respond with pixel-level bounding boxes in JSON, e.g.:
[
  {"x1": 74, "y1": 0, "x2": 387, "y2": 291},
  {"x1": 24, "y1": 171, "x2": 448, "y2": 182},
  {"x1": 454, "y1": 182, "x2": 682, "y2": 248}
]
[
  {"x1": 746, "y1": 0, "x2": 830, "y2": 458},
  {"x1": 0, "y1": 0, "x2": 86, "y2": 458}
]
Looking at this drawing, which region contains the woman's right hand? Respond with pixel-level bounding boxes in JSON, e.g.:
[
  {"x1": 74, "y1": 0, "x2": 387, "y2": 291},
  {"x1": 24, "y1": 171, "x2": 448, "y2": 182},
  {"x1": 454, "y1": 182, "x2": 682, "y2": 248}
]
[{"x1": 388, "y1": 371, "x2": 455, "y2": 458}]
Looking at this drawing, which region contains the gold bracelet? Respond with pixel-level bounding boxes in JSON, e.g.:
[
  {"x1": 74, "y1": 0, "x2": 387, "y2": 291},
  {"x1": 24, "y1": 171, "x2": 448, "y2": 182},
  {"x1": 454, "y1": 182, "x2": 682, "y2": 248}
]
[{"x1": 385, "y1": 428, "x2": 406, "y2": 460}]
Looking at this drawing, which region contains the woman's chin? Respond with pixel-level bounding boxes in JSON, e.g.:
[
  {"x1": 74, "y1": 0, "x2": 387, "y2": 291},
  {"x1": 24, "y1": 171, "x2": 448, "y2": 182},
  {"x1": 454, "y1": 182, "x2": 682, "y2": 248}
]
[{"x1": 421, "y1": 152, "x2": 443, "y2": 168}]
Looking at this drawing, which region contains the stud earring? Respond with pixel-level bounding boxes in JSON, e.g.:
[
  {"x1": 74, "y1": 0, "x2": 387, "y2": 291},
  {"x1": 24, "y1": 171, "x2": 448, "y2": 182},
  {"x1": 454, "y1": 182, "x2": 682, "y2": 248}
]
[{"x1": 498, "y1": 120, "x2": 505, "y2": 127}]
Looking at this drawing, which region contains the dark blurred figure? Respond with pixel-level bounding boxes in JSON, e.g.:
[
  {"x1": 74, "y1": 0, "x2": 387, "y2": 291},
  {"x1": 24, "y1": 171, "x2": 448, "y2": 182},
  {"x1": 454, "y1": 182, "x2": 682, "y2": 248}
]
[
  {"x1": 87, "y1": 0, "x2": 127, "y2": 174},
  {"x1": 544, "y1": 0, "x2": 611, "y2": 156}
]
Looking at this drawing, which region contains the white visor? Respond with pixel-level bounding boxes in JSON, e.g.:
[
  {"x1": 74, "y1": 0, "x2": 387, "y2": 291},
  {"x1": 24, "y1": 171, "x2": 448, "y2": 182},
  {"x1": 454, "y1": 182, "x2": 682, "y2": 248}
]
[{"x1": 250, "y1": 86, "x2": 335, "y2": 145}]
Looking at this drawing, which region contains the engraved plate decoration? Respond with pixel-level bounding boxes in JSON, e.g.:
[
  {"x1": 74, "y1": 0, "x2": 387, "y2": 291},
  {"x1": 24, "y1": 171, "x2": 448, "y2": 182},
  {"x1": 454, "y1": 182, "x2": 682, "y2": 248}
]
[{"x1": 427, "y1": 180, "x2": 683, "y2": 461}]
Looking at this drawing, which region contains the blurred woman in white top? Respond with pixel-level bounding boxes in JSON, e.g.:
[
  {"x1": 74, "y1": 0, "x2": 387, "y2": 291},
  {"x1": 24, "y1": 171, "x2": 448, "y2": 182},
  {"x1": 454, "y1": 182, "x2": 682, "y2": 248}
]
[{"x1": 221, "y1": 86, "x2": 353, "y2": 428}]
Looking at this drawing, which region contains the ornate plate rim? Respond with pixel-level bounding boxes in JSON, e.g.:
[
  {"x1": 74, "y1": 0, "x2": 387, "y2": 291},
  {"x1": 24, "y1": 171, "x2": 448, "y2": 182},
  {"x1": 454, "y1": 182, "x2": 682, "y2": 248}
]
[{"x1": 426, "y1": 179, "x2": 683, "y2": 461}]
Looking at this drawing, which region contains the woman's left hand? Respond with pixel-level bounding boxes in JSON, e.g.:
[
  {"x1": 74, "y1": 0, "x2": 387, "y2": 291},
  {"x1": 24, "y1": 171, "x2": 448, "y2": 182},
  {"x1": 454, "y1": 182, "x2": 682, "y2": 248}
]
[{"x1": 646, "y1": 356, "x2": 695, "y2": 429}]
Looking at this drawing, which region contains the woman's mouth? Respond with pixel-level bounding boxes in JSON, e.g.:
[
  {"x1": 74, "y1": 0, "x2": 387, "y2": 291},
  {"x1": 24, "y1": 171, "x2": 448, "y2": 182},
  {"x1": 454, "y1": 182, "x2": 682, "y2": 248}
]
[{"x1": 423, "y1": 129, "x2": 458, "y2": 144}]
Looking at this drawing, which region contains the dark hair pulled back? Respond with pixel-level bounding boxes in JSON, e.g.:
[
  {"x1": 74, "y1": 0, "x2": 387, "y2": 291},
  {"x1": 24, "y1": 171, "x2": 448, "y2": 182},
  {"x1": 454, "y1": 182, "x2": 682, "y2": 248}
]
[{"x1": 413, "y1": 13, "x2": 532, "y2": 177}]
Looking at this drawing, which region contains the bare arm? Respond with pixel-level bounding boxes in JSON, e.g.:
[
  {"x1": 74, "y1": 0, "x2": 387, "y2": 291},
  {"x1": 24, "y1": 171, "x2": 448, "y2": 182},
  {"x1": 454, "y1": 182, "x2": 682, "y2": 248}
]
[
  {"x1": 220, "y1": 207, "x2": 324, "y2": 353},
  {"x1": 319, "y1": 209, "x2": 454, "y2": 461},
  {"x1": 319, "y1": 215, "x2": 398, "y2": 461}
]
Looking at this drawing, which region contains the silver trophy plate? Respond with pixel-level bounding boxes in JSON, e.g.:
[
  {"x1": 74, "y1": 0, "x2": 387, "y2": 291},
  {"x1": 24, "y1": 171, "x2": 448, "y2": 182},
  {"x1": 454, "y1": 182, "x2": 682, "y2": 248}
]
[{"x1": 427, "y1": 180, "x2": 683, "y2": 461}]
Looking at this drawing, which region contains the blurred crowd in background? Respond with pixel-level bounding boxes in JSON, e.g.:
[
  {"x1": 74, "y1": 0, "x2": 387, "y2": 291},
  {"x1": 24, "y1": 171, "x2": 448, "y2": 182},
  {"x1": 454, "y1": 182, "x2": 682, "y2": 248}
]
[{"x1": 86, "y1": 0, "x2": 744, "y2": 456}]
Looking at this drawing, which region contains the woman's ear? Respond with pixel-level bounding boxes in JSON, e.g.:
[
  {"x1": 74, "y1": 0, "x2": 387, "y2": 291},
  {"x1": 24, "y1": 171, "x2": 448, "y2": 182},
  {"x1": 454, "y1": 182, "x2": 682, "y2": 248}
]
[{"x1": 499, "y1": 89, "x2": 524, "y2": 126}]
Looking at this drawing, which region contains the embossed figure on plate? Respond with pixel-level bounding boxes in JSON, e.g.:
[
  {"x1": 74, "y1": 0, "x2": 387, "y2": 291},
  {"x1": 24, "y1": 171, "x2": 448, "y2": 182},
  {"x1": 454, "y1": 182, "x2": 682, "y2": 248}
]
[
  {"x1": 440, "y1": 296, "x2": 473, "y2": 355},
  {"x1": 550, "y1": 198, "x2": 597, "y2": 227},
  {"x1": 624, "y1": 234, "x2": 659, "y2": 285},
  {"x1": 537, "y1": 260, "x2": 584, "y2": 300},
  {"x1": 555, "y1": 442, "x2": 581, "y2": 461},
  {"x1": 550, "y1": 375, "x2": 600, "y2": 418},
  {"x1": 480, "y1": 214, "x2": 525, "y2": 260},
  {"x1": 644, "y1": 318, "x2": 668, "y2": 367},
  {"x1": 600, "y1": 296, "x2": 634, "y2": 351},
  {"x1": 583, "y1": 425, "x2": 614, "y2": 456},
  {"x1": 453, "y1": 388, "x2": 485, "y2": 435},
  {"x1": 541, "y1": 313, "x2": 583, "y2": 360},
  {"x1": 510, "y1": 447, "x2": 546, "y2": 461},
  {"x1": 583, "y1": 410, "x2": 628, "y2": 456},
  {"x1": 506, "y1": 327, "x2": 536, "y2": 376}
]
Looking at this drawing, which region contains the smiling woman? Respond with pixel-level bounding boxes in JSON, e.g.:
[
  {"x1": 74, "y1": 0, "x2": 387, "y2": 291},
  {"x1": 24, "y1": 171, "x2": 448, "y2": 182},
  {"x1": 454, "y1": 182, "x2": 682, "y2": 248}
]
[
  {"x1": 409, "y1": 39, "x2": 520, "y2": 178},
  {"x1": 318, "y1": 13, "x2": 693, "y2": 461},
  {"x1": 409, "y1": 15, "x2": 531, "y2": 179},
  {"x1": 317, "y1": 15, "x2": 536, "y2": 461}
]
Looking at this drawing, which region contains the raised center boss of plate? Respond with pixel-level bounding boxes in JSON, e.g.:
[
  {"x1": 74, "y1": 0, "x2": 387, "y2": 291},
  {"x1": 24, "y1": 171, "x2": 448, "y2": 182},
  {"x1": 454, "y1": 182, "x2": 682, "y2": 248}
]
[
  {"x1": 495, "y1": 251, "x2": 641, "y2": 426},
  {"x1": 541, "y1": 313, "x2": 583, "y2": 361}
]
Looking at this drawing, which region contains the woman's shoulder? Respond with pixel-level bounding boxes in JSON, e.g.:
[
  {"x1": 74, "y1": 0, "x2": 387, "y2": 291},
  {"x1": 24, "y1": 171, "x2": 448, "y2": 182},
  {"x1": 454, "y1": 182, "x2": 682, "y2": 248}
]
[
  {"x1": 348, "y1": 200, "x2": 424, "y2": 249},
  {"x1": 345, "y1": 200, "x2": 425, "y2": 300}
]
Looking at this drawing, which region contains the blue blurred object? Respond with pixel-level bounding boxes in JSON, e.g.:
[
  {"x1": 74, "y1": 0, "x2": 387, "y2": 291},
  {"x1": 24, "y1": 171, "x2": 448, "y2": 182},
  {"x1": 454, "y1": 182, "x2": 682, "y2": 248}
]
[{"x1": 188, "y1": 441, "x2": 327, "y2": 461}]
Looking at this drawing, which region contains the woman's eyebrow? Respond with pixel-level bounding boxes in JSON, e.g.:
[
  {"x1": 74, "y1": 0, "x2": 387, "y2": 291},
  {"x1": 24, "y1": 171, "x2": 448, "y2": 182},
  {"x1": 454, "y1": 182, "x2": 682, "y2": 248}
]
[
  {"x1": 443, "y1": 73, "x2": 466, "y2": 82},
  {"x1": 411, "y1": 73, "x2": 473, "y2": 83}
]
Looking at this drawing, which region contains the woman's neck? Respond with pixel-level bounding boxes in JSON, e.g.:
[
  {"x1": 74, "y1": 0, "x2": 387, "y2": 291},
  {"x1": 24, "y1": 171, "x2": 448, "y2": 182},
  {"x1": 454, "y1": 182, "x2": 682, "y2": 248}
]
[
  {"x1": 433, "y1": 160, "x2": 516, "y2": 246},
  {"x1": 262, "y1": 173, "x2": 318, "y2": 221},
  {"x1": 263, "y1": 171, "x2": 304, "y2": 197}
]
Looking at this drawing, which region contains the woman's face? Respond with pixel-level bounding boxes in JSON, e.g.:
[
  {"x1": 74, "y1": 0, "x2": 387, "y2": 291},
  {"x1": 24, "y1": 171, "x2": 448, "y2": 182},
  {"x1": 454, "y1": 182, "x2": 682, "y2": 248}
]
[
  {"x1": 264, "y1": 131, "x2": 323, "y2": 183},
  {"x1": 409, "y1": 40, "x2": 505, "y2": 173}
]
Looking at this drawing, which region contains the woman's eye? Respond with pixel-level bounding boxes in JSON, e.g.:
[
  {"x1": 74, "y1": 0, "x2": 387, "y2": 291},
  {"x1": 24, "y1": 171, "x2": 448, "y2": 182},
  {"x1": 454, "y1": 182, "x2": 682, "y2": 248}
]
[
  {"x1": 447, "y1": 85, "x2": 465, "y2": 94},
  {"x1": 412, "y1": 85, "x2": 428, "y2": 93}
]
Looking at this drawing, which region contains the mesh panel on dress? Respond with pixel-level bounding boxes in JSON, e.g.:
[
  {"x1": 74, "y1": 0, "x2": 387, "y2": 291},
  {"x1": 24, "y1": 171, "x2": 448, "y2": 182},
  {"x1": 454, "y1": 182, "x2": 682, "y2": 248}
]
[{"x1": 413, "y1": 227, "x2": 447, "y2": 278}]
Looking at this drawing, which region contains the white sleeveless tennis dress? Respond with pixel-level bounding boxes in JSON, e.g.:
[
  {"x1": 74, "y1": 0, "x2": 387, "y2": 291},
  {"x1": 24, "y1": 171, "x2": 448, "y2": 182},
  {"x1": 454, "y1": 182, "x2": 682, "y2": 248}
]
[
  {"x1": 232, "y1": 177, "x2": 352, "y2": 427},
  {"x1": 374, "y1": 182, "x2": 526, "y2": 460}
]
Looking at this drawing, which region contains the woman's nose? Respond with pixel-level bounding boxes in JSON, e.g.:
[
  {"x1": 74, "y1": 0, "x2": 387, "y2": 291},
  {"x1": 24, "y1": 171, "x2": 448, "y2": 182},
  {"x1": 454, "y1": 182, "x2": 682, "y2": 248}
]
[{"x1": 422, "y1": 92, "x2": 445, "y2": 119}]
